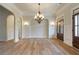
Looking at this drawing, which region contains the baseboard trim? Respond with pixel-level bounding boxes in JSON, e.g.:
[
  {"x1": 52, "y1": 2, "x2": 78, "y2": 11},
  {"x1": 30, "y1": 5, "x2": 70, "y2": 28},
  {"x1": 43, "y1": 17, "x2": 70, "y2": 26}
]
[{"x1": 22, "y1": 38, "x2": 50, "y2": 40}]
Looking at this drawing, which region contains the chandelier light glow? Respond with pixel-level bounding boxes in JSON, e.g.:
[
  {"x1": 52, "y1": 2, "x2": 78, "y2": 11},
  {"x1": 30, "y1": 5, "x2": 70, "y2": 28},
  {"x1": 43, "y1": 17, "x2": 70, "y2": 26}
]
[{"x1": 34, "y1": 3, "x2": 44, "y2": 24}]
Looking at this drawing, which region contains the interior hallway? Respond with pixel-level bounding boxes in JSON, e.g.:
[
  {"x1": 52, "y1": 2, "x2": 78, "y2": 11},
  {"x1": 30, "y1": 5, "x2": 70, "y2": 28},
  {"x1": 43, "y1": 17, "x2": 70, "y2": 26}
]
[
  {"x1": 0, "y1": 3, "x2": 79, "y2": 55},
  {"x1": 0, "y1": 39, "x2": 79, "y2": 55}
]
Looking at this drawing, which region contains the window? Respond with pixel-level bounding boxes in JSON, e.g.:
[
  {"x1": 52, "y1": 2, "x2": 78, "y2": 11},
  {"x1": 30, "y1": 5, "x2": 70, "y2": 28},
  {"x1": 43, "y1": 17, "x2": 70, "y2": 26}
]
[{"x1": 74, "y1": 14, "x2": 79, "y2": 36}]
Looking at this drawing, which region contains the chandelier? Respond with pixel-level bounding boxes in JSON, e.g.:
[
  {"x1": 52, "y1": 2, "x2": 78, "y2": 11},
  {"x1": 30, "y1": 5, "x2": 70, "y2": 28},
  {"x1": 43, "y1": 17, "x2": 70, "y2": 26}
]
[{"x1": 34, "y1": 3, "x2": 44, "y2": 24}]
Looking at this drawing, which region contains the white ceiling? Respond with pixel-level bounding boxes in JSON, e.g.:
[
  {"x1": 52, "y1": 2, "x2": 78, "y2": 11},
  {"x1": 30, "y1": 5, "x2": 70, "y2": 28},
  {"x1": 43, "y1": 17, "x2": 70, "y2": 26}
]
[
  {"x1": 14, "y1": 3, "x2": 65, "y2": 17},
  {"x1": 0, "y1": 3, "x2": 66, "y2": 21}
]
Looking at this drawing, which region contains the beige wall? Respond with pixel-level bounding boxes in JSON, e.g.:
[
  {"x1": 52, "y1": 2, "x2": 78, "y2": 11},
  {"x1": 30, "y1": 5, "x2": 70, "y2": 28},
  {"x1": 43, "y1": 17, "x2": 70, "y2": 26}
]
[
  {"x1": 56, "y1": 4, "x2": 79, "y2": 46},
  {"x1": 7, "y1": 15, "x2": 14, "y2": 40}
]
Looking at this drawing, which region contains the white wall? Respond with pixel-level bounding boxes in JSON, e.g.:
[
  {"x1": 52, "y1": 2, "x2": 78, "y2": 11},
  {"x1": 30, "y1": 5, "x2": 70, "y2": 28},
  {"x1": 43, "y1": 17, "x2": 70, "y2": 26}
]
[
  {"x1": 14, "y1": 15, "x2": 22, "y2": 42},
  {"x1": 56, "y1": 4, "x2": 79, "y2": 46},
  {"x1": 31, "y1": 19, "x2": 48, "y2": 38},
  {"x1": 22, "y1": 16, "x2": 31, "y2": 38},
  {"x1": 49, "y1": 25, "x2": 56, "y2": 38},
  {"x1": 18, "y1": 17, "x2": 22, "y2": 39},
  {"x1": 22, "y1": 16, "x2": 49, "y2": 38},
  {"x1": 48, "y1": 17, "x2": 57, "y2": 38}
]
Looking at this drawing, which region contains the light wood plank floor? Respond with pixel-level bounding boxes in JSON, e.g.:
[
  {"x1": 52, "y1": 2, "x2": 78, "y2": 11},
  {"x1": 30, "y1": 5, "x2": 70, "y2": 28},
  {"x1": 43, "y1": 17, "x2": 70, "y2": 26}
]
[{"x1": 0, "y1": 38, "x2": 79, "y2": 55}]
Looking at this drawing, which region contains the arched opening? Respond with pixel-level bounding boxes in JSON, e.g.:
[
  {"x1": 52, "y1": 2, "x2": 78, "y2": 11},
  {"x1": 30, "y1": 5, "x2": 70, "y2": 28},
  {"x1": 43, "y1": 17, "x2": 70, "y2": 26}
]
[{"x1": 22, "y1": 19, "x2": 49, "y2": 39}]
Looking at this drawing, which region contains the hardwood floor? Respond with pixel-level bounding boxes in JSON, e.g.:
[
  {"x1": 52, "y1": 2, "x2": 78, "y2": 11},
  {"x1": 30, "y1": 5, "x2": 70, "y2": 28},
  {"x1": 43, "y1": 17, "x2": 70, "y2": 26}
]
[
  {"x1": 51, "y1": 39, "x2": 79, "y2": 55},
  {"x1": 0, "y1": 38, "x2": 79, "y2": 55}
]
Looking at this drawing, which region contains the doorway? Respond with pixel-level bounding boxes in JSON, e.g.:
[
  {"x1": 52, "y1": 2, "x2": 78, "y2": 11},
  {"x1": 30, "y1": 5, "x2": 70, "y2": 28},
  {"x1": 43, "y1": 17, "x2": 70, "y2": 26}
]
[
  {"x1": 57, "y1": 19, "x2": 64, "y2": 41},
  {"x1": 73, "y1": 13, "x2": 79, "y2": 49}
]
